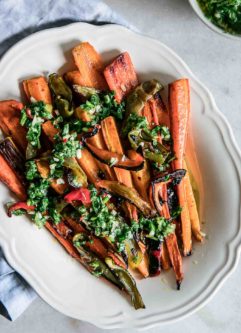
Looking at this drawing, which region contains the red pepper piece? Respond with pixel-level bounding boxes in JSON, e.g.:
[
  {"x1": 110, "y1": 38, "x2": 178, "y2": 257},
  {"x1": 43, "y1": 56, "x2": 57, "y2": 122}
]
[
  {"x1": 64, "y1": 188, "x2": 91, "y2": 205},
  {"x1": 8, "y1": 202, "x2": 35, "y2": 217}
]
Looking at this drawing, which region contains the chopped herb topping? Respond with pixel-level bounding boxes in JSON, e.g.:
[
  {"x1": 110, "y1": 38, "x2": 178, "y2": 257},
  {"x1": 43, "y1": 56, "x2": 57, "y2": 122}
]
[
  {"x1": 198, "y1": 0, "x2": 241, "y2": 35},
  {"x1": 122, "y1": 113, "x2": 173, "y2": 167},
  {"x1": 139, "y1": 216, "x2": 175, "y2": 241},
  {"x1": 20, "y1": 101, "x2": 53, "y2": 158},
  {"x1": 81, "y1": 91, "x2": 125, "y2": 123}
]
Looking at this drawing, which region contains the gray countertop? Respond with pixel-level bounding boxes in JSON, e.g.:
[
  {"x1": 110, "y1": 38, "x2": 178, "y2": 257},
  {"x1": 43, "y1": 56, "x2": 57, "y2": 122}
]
[{"x1": 1, "y1": 0, "x2": 240, "y2": 332}]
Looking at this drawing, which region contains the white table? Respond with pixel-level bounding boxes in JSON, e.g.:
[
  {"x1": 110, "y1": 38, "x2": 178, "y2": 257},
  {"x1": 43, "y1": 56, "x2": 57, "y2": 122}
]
[{"x1": 1, "y1": 0, "x2": 240, "y2": 332}]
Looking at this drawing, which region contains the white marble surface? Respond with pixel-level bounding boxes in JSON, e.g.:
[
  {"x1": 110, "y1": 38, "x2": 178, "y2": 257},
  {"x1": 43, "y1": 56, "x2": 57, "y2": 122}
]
[{"x1": 0, "y1": 0, "x2": 240, "y2": 332}]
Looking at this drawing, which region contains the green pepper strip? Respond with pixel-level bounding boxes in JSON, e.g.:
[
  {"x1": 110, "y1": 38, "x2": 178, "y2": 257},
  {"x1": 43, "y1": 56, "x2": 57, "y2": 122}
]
[{"x1": 105, "y1": 257, "x2": 145, "y2": 310}]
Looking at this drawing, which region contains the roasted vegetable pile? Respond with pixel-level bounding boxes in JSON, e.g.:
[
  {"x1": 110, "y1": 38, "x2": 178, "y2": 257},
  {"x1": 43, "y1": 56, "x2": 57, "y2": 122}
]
[{"x1": 0, "y1": 42, "x2": 204, "y2": 309}]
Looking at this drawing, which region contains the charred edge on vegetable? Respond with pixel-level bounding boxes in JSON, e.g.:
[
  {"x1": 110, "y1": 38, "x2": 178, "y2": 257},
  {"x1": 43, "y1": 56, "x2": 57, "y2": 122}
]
[
  {"x1": 152, "y1": 169, "x2": 186, "y2": 185},
  {"x1": 151, "y1": 182, "x2": 163, "y2": 214},
  {"x1": 147, "y1": 238, "x2": 162, "y2": 276},
  {"x1": 83, "y1": 142, "x2": 145, "y2": 171},
  {"x1": 81, "y1": 125, "x2": 101, "y2": 140},
  {"x1": 0, "y1": 138, "x2": 26, "y2": 185},
  {"x1": 82, "y1": 128, "x2": 145, "y2": 171}
]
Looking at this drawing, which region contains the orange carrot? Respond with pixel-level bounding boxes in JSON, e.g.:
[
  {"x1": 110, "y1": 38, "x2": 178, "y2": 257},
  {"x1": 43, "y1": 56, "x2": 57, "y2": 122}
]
[
  {"x1": 45, "y1": 221, "x2": 80, "y2": 259},
  {"x1": 160, "y1": 242, "x2": 171, "y2": 270},
  {"x1": 143, "y1": 89, "x2": 183, "y2": 282},
  {"x1": 104, "y1": 52, "x2": 138, "y2": 103},
  {"x1": 0, "y1": 100, "x2": 27, "y2": 152},
  {"x1": 64, "y1": 70, "x2": 85, "y2": 86},
  {"x1": 169, "y1": 79, "x2": 192, "y2": 256},
  {"x1": 101, "y1": 116, "x2": 133, "y2": 186},
  {"x1": 165, "y1": 233, "x2": 183, "y2": 288},
  {"x1": 104, "y1": 52, "x2": 138, "y2": 102},
  {"x1": 42, "y1": 120, "x2": 58, "y2": 143},
  {"x1": 64, "y1": 216, "x2": 126, "y2": 268},
  {"x1": 150, "y1": 93, "x2": 169, "y2": 127},
  {"x1": 76, "y1": 109, "x2": 115, "y2": 180},
  {"x1": 23, "y1": 76, "x2": 52, "y2": 104},
  {"x1": 76, "y1": 149, "x2": 100, "y2": 185},
  {"x1": 128, "y1": 150, "x2": 150, "y2": 202},
  {"x1": 141, "y1": 101, "x2": 153, "y2": 127},
  {"x1": 0, "y1": 154, "x2": 27, "y2": 201},
  {"x1": 183, "y1": 161, "x2": 203, "y2": 242},
  {"x1": 101, "y1": 116, "x2": 136, "y2": 216},
  {"x1": 36, "y1": 160, "x2": 67, "y2": 194},
  {"x1": 101, "y1": 116, "x2": 149, "y2": 277},
  {"x1": 72, "y1": 42, "x2": 107, "y2": 90}
]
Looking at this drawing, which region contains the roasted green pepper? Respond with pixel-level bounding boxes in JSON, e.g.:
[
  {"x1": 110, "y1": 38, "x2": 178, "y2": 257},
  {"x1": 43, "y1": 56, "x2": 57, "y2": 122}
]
[
  {"x1": 105, "y1": 257, "x2": 145, "y2": 309},
  {"x1": 126, "y1": 79, "x2": 163, "y2": 116},
  {"x1": 63, "y1": 157, "x2": 88, "y2": 188},
  {"x1": 73, "y1": 234, "x2": 122, "y2": 288},
  {"x1": 73, "y1": 85, "x2": 100, "y2": 98},
  {"x1": 97, "y1": 180, "x2": 155, "y2": 217},
  {"x1": 49, "y1": 73, "x2": 74, "y2": 118}
]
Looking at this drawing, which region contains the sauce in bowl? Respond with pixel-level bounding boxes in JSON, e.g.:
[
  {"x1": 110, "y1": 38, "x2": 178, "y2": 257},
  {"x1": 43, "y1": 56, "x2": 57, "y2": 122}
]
[{"x1": 197, "y1": 0, "x2": 241, "y2": 35}]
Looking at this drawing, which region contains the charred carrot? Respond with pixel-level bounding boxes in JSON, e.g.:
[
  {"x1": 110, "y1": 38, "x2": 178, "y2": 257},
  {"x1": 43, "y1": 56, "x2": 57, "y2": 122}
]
[
  {"x1": 36, "y1": 160, "x2": 67, "y2": 194},
  {"x1": 64, "y1": 70, "x2": 84, "y2": 86},
  {"x1": 76, "y1": 148, "x2": 100, "y2": 185},
  {"x1": 127, "y1": 150, "x2": 150, "y2": 202},
  {"x1": 42, "y1": 120, "x2": 58, "y2": 143},
  {"x1": 101, "y1": 116, "x2": 137, "y2": 216},
  {"x1": 0, "y1": 154, "x2": 27, "y2": 201},
  {"x1": 101, "y1": 117, "x2": 149, "y2": 277},
  {"x1": 141, "y1": 101, "x2": 153, "y2": 127},
  {"x1": 104, "y1": 52, "x2": 138, "y2": 103},
  {"x1": 150, "y1": 93, "x2": 169, "y2": 127},
  {"x1": 72, "y1": 42, "x2": 107, "y2": 90},
  {"x1": 45, "y1": 221, "x2": 84, "y2": 259},
  {"x1": 64, "y1": 216, "x2": 126, "y2": 269},
  {"x1": 23, "y1": 76, "x2": 52, "y2": 104},
  {"x1": 160, "y1": 242, "x2": 171, "y2": 270},
  {"x1": 165, "y1": 233, "x2": 183, "y2": 289},
  {"x1": 169, "y1": 78, "x2": 192, "y2": 256},
  {"x1": 0, "y1": 100, "x2": 27, "y2": 152},
  {"x1": 76, "y1": 109, "x2": 115, "y2": 180}
]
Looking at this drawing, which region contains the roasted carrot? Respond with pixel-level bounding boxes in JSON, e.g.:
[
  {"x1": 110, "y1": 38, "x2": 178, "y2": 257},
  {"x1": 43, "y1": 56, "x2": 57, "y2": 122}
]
[
  {"x1": 0, "y1": 154, "x2": 27, "y2": 201},
  {"x1": 72, "y1": 42, "x2": 107, "y2": 90},
  {"x1": 36, "y1": 160, "x2": 67, "y2": 194},
  {"x1": 127, "y1": 150, "x2": 150, "y2": 202},
  {"x1": 64, "y1": 70, "x2": 85, "y2": 86},
  {"x1": 141, "y1": 101, "x2": 153, "y2": 127},
  {"x1": 160, "y1": 242, "x2": 171, "y2": 270},
  {"x1": 45, "y1": 221, "x2": 80, "y2": 259},
  {"x1": 169, "y1": 79, "x2": 192, "y2": 256},
  {"x1": 104, "y1": 52, "x2": 138, "y2": 103},
  {"x1": 150, "y1": 93, "x2": 169, "y2": 127},
  {"x1": 101, "y1": 116, "x2": 136, "y2": 216},
  {"x1": 42, "y1": 121, "x2": 58, "y2": 143},
  {"x1": 101, "y1": 116, "x2": 149, "y2": 277},
  {"x1": 165, "y1": 233, "x2": 183, "y2": 288},
  {"x1": 64, "y1": 216, "x2": 126, "y2": 269},
  {"x1": 76, "y1": 109, "x2": 115, "y2": 180},
  {"x1": 142, "y1": 90, "x2": 184, "y2": 282},
  {"x1": 76, "y1": 149, "x2": 100, "y2": 185},
  {"x1": 0, "y1": 100, "x2": 27, "y2": 152},
  {"x1": 64, "y1": 216, "x2": 108, "y2": 258},
  {"x1": 101, "y1": 116, "x2": 133, "y2": 186},
  {"x1": 183, "y1": 161, "x2": 203, "y2": 242},
  {"x1": 23, "y1": 76, "x2": 52, "y2": 104}
]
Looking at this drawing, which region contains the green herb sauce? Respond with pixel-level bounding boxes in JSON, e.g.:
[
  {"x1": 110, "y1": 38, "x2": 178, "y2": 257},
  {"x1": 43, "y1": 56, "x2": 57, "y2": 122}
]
[{"x1": 197, "y1": 0, "x2": 241, "y2": 35}]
